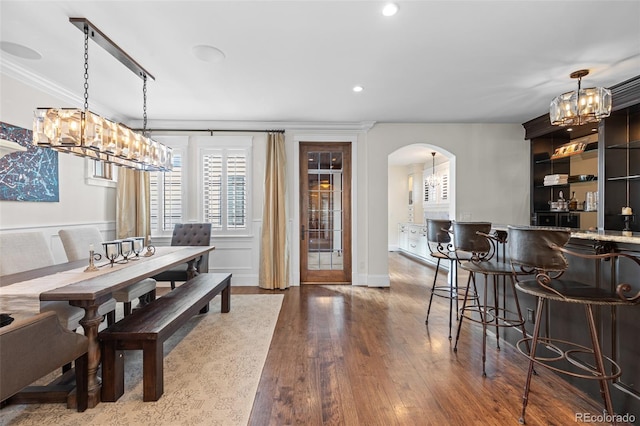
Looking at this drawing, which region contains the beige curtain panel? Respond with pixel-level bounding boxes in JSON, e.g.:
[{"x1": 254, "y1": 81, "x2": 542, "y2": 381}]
[
  {"x1": 259, "y1": 132, "x2": 290, "y2": 289},
  {"x1": 116, "y1": 168, "x2": 151, "y2": 240}
]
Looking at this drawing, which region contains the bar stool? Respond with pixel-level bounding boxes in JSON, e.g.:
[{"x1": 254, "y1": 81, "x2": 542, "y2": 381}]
[
  {"x1": 452, "y1": 222, "x2": 529, "y2": 377},
  {"x1": 508, "y1": 225, "x2": 640, "y2": 424},
  {"x1": 425, "y1": 219, "x2": 469, "y2": 339}
]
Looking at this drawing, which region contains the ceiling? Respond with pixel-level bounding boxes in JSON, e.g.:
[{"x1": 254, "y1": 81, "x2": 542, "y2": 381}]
[{"x1": 1, "y1": 1, "x2": 639, "y2": 130}]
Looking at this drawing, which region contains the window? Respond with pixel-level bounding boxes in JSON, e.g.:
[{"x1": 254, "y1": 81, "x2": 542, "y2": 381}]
[
  {"x1": 202, "y1": 148, "x2": 248, "y2": 232},
  {"x1": 93, "y1": 160, "x2": 113, "y2": 180},
  {"x1": 85, "y1": 159, "x2": 117, "y2": 187},
  {"x1": 440, "y1": 173, "x2": 449, "y2": 202},
  {"x1": 150, "y1": 151, "x2": 183, "y2": 233},
  {"x1": 149, "y1": 136, "x2": 252, "y2": 237}
]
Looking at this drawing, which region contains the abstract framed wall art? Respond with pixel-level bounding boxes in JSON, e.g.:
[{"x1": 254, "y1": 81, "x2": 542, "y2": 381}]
[{"x1": 0, "y1": 121, "x2": 59, "y2": 202}]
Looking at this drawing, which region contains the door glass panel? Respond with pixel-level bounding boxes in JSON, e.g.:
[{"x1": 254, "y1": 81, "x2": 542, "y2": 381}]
[{"x1": 307, "y1": 151, "x2": 343, "y2": 271}]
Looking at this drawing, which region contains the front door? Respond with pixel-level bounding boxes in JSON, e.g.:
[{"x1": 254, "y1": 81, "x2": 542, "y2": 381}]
[{"x1": 300, "y1": 142, "x2": 352, "y2": 284}]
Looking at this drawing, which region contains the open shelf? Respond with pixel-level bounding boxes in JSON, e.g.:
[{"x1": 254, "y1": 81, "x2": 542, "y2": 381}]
[
  {"x1": 537, "y1": 175, "x2": 597, "y2": 188},
  {"x1": 607, "y1": 175, "x2": 640, "y2": 181},
  {"x1": 534, "y1": 141, "x2": 598, "y2": 164},
  {"x1": 606, "y1": 139, "x2": 640, "y2": 149}
]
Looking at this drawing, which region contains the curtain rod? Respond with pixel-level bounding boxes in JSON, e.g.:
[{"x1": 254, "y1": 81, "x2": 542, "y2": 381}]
[{"x1": 135, "y1": 128, "x2": 285, "y2": 134}]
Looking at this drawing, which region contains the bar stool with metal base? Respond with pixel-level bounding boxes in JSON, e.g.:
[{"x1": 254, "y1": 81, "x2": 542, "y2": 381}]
[
  {"x1": 508, "y1": 225, "x2": 640, "y2": 425},
  {"x1": 452, "y1": 222, "x2": 529, "y2": 377},
  {"x1": 425, "y1": 219, "x2": 469, "y2": 339}
]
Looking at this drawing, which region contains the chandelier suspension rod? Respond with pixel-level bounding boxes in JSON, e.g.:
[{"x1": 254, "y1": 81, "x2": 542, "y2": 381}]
[
  {"x1": 134, "y1": 128, "x2": 286, "y2": 134},
  {"x1": 69, "y1": 17, "x2": 155, "y2": 81}
]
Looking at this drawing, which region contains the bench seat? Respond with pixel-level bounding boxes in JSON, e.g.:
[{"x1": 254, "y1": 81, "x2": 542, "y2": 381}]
[{"x1": 99, "y1": 272, "x2": 231, "y2": 402}]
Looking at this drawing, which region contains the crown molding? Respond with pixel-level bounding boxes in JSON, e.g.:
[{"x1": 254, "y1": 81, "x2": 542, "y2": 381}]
[
  {"x1": 126, "y1": 119, "x2": 376, "y2": 134},
  {"x1": 1, "y1": 55, "x2": 126, "y2": 122}
]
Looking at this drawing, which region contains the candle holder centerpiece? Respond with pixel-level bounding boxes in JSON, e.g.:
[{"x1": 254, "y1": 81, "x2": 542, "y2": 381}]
[
  {"x1": 84, "y1": 245, "x2": 102, "y2": 272},
  {"x1": 102, "y1": 240, "x2": 122, "y2": 267},
  {"x1": 130, "y1": 237, "x2": 146, "y2": 260},
  {"x1": 119, "y1": 239, "x2": 134, "y2": 263},
  {"x1": 144, "y1": 236, "x2": 156, "y2": 257}
]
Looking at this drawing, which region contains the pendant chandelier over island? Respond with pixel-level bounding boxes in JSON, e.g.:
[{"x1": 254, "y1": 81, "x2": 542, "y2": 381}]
[{"x1": 549, "y1": 69, "x2": 612, "y2": 127}]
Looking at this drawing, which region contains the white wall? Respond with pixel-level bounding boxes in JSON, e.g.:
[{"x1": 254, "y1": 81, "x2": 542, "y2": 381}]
[
  {"x1": 0, "y1": 74, "x2": 116, "y2": 233},
  {"x1": 388, "y1": 165, "x2": 407, "y2": 251},
  {"x1": 365, "y1": 123, "x2": 530, "y2": 286}
]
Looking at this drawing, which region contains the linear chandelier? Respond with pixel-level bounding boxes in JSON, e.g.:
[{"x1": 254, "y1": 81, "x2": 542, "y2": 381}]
[
  {"x1": 549, "y1": 69, "x2": 612, "y2": 127},
  {"x1": 32, "y1": 18, "x2": 172, "y2": 171}
]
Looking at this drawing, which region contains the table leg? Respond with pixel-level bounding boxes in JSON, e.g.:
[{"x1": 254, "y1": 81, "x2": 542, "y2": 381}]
[
  {"x1": 70, "y1": 301, "x2": 104, "y2": 408},
  {"x1": 186, "y1": 258, "x2": 199, "y2": 280}
]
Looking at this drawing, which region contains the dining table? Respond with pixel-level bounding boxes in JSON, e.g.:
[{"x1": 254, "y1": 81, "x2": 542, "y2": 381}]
[{"x1": 0, "y1": 245, "x2": 215, "y2": 409}]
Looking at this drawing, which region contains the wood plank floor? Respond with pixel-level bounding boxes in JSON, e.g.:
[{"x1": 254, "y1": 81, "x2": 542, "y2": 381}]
[{"x1": 236, "y1": 253, "x2": 623, "y2": 425}]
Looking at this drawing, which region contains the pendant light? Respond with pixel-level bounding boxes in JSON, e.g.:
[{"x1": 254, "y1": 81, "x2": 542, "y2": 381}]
[
  {"x1": 550, "y1": 69, "x2": 612, "y2": 127},
  {"x1": 32, "y1": 18, "x2": 172, "y2": 171},
  {"x1": 425, "y1": 152, "x2": 440, "y2": 188}
]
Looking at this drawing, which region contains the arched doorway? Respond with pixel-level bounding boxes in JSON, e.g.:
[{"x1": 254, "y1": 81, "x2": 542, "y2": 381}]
[{"x1": 387, "y1": 144, "x2": 455, "y2": 254}]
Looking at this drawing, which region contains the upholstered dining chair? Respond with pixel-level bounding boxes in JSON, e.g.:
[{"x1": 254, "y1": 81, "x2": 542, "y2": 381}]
[
  {"x1": 0, "y1": 231, "x2": 116, "y2": 331},
  {"x1": 58, "y1": 227, "x2": 156, "y2": 316},
  {"x1": 151, "y1": 223, "x2": 212, "y2": 289}
]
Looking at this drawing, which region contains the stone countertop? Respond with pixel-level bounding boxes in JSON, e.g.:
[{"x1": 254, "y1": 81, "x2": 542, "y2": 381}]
[
  {"x1": 402, "y1": 222, "x2": 640, "y2": 245},
  {"x1": 492, "y1": 224, "x2": 640, "y2": 245},
  {"x1": 569, "y1": 229, "x2": 640, "y2": 244}
]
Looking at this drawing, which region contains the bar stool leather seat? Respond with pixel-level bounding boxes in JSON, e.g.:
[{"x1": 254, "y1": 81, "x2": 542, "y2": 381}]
[
  {"x1": 508, "y1": 225, "x2": 640, "y2": 424},
  {"x1": 452, "y1": 222, "x2": 530, "y2": 377},
  {"x1": 425, "y1": 219, "x2": 472, "y2": 339}
]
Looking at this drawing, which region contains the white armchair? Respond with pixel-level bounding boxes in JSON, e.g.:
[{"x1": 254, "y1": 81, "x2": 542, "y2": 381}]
[{"x1": 0, "y1": 231, "x2": 116, "y2": 330}]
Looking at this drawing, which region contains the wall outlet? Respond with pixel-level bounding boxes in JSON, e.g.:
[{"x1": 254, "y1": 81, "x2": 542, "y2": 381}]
[{"x1": 527, "y1": 308, "x2": 535, "y2": 324}]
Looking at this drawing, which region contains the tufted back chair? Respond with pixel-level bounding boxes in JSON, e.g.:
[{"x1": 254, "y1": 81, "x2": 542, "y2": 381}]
[
  {"x1": 152, "y1": 223, "x2": 212, "y2": 289},
  {"x1": 170, "y1": 223, "x2": 212, "y2": 248}
]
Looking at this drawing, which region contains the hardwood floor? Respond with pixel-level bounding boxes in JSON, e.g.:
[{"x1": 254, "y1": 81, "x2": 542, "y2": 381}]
[{"x1": 236, "y1": 253, "x2": 620, "y2": 425}]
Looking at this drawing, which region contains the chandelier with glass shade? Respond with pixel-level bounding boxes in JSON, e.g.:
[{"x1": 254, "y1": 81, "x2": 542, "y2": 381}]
[
  {"x1": 425, "y1": 152, "x2": 440, "y2": 188},
  {"x1": 549, "y1": 69, "x2": 612, "y2": 127},
  {"x1": 32, "y1": 18, "x2": 172, "y2": 171}
]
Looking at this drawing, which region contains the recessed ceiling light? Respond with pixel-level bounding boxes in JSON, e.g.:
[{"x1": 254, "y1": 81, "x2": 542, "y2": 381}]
[
  {"x1": 382, "y1": 3, "x2": 399, "y2": 17},
  {"x1": 192, "y1": 45, "x2": 226, "y2": 63},
  {"x1": 353, "y1": 85, "x2": 364, "y2": 93},
  {"x1": 0, "y1": 41, "x2": 42, "y2": 60}
]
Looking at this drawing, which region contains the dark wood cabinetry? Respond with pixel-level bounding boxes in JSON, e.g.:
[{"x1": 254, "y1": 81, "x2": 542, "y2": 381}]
[
  {"x1": 602, "y1": 104, "x2": 640, "y2": 231},
  {"x1": 529, "y1": 132, "x2": 598, "y2": 228}
]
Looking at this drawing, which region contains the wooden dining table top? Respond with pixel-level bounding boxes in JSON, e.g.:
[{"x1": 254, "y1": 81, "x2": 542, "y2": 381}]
[{"x1": 0, "y1": 246, "x2": 214, "y2": 315}]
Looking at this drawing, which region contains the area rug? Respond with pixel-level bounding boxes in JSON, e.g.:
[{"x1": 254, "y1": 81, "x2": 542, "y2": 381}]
[{"x1": 1, "y1": 294, "x2": 284, "y2": 426}]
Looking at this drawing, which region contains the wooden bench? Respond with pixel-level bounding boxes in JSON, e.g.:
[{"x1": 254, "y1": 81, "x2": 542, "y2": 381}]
[{"x1": 99, "y1": 272, "x2": 231, "y2": 402}]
